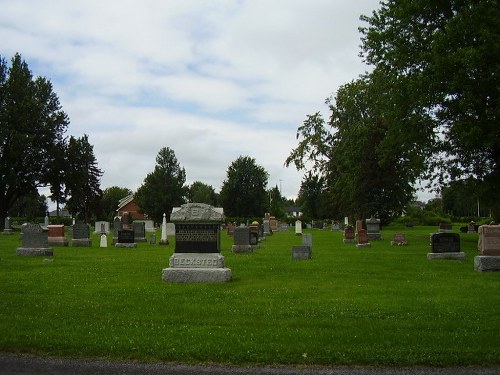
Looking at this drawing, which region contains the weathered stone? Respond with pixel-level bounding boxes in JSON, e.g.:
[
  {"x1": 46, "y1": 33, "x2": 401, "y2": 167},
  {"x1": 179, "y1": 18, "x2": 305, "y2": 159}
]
[
  {"x1": 292, "y1": 245, "x2": 311, "y2": 260},
  {"x1": 17, "y1": 223, "x2": 53, "y2": 256},
  {"x1": 474, "y1": 255, "x2": 500, "y2": 272}
]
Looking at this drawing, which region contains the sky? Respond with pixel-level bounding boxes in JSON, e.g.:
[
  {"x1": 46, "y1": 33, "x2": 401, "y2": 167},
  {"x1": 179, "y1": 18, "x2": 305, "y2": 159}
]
[{"x1": 0, "y1": 0, "x2": 434, "y2": 207}]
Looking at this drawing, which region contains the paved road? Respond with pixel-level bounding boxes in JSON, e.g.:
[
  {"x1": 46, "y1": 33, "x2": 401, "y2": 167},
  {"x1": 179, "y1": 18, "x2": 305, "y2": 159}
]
[{"x1": 1, "y1": 354, "x2": 499, "y2": 375}]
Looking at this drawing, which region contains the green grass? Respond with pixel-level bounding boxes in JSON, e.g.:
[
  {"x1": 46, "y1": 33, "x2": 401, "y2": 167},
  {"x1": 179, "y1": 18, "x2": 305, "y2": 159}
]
[{"x1": 0, "y1": 224, "x2": 498, "y2": 366}]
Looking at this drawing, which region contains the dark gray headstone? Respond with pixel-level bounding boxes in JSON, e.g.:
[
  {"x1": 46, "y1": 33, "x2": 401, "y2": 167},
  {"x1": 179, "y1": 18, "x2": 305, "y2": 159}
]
[
  {"x1": 292, "y1": 245, "x2": 312, "y2": 260},
  {"x1": 133, "y1": 221, "x2": 147, "y2": 242},
  {"x1": 73, "y1": 223, "x2": 90, "y2": 240},
  {"x1": 431, "y1": 232, "x2": 461, "y2": 253},
  {"x1": 17, "y1": 223, "x2": 53, "y2": 256},
  {"x1": 233, "y1": 227, "x2": 250, "y2": 246},
  {"x1": 118, "y1": 230, "x2": 135, "y2": 243}
]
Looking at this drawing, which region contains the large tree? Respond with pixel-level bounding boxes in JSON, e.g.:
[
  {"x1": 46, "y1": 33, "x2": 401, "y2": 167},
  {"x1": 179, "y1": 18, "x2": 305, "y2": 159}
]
[
  {"x1": 359, "y1": 0, "x2": 500, "y2": 218},
  {"x1": 0, "y1": 53, "x2": 69, "y2": 226},
  {"x1": 64, "y1": 134, "x2": 103, "y2": 221},
  {"x1": 134, "y1": 147, "x2": 187, "y2": 223},
  {"x1": 220, "y1": 156, "x2": 268, "y2": 218},
  {"x1": 187, "y1": 181, "x2": 218, "y2": 206}
]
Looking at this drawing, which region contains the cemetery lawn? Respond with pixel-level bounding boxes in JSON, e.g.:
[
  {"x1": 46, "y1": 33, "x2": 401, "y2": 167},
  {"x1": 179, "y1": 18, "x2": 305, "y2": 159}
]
[{"x1": 0, "y1": 225, "x2": 499, "y2": 367}]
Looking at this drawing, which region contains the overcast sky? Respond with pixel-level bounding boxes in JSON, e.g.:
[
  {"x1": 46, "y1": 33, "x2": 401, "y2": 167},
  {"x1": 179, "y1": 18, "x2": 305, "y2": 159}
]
[{"x1": 2, "y1": 1, "x2": 434, "y2": 207}]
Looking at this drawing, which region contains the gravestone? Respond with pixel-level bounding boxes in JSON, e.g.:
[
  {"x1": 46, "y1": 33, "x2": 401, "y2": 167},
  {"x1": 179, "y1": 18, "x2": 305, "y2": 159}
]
[
  {"x1": 344, "y1": 217, "x2": 349, "y2": 226},
  {"x1": 17, "y1": 223, "x2": 53, "y2": 256},
  {"x1": 331, "y1": 221, "x2": 340, "y2": 231},
  {"x1": 162, "y1": 203, "x2": 231, "y2": 283},
  {"x1": 292, "y1": 233, "x2": 312, "y2": 259},
  {"x1": 226, "y1": 222, "x2": 236, "y2": 236},
  {"x1": 112, "y1": 217, "x2": 122, "y2": 245},
  {"x1": 122, "y1": 212, "x2": 132, "y2": 230},
  {"x1": 72, "y1": 223, "x2": 91, "y2": 247},
  {"x1": 160, "y1": 213, "x2": 169, "y2": 245},
  {"x1": 355, "y1": 219, "x2": 364, "y2": 234},
  {"x1": 232, "y1": 226, "x2": 253, "y2": 253},
  {"x1": 149, "y1": 233, "x2": 156, "y2": 244},
  {"x1": 475, "y1": 225, "x2": 500, "y2": 271},
  {"x1": 366, "y1": 217, "x2": 382, "y2": 240},
  {"x1": 47, "y1": 224, "x2": 68, "y2": 246},
  {"x1": 295, "y1": 220, "x2": 302, "y2": 235},
  {"x1": 44, "y1": 213, "x2": 49, "y2": 228},
  {"x1": 3, "y1": 217, "x2": 13, "y2": 235},
  {"x1": 133, "y1": 221, "x2": 147, "y2": 242},
  {"x1": 94, "y1": 221, "x2": 110, "y2": 234},
  {"x1": 438, "y1": 223, "x2": 453, "y2": 232},
  {"x1": 343, "y1": 225, "x2": 355, "y2": 243},
  {"x1": 269, "y1": 217, "x2": 278, "y2": 232},
  {"x1": 263, "y1": 220, "x2": 271, "y2": 235},
  {"x1": 115, "y1": 229, "x2": 136, "y2": 248},
  {"x1": 249, "y1": 223, "x2": 260, "y2": 248},
  {"x1": 356, "y1": 229, "x2": 371, "y2": 248},
  {"x1": 468, "y1": 221, "x2": 477, "y2": 233},
  {"x1": 100, "y1": 233, "x2": 107, "y2": 247},
  {"x1": 391, "y1": 233, "x2": 408, "y2": 246},
  {"x1": 427, "y1": 232, "x2": 465, "y2": 260}
]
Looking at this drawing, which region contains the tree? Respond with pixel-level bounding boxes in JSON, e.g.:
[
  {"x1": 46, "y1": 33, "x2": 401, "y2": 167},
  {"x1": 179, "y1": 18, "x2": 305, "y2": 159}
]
[
  {"x1": 297, "y1": 172, "x2": 325, "y2": 220},
  {"x1": 267, "y1": 185, "x2": 286, "y2": 219},
  {"x1": 0, "y1": 53, "x2": 69, "y2": 227},
  {"x1": 220, "y1": 156, "x2": 269, "y2": 218},
  {"x1": 187, "y1": 181, "x2": 218, "y2": 206},
  {"x1": 134, "y1": 147, "x2": 187, "y2": 223},
  {"x1": 64, "y1": 134, "x2": 103, "y2": 222},
  {"x1": 9, "y1": 189, "x2": 47, "y2": 219},
  {"x1": 100, "y1": 186, "x2": 132, "y2": 221},
  {"x1": 359, "y1": 0, "x2": 500, "y2": 218},
  {"x1": 286, "y1": 72, "x2": 420, "y2": 223}
]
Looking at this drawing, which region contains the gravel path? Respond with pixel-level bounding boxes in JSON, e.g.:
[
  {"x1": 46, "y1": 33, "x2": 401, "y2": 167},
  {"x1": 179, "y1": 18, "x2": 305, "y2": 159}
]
[{"x1": 1, "y1": 354, "x2": 499, "y2": 375}]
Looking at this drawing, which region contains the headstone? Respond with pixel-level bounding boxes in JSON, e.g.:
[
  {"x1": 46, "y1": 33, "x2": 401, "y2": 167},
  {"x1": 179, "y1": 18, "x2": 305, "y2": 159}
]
[
  {"x1": 438, "y1": 223, "x2": 453, "y2": 232},
  {"x1": 331, "y1": 221, "x2": 340, "y2": 231},
  {"x1": 133, "y1": 221, "x2": 147, "y2": 242},
  {"x1": 17, "y1": 223, "x2": 53, "y2": 256},
  {"x1": 44, "y1": 213, "x2": 49, "y2": 228},
  {"x1": 343, "y1": 225, "x2": 355, "y2": 243},
  {"x1": 94, "y1": 221, "x2": 110, "y2": 234},
  {"x1": 115, "y1": 229, "x2": 136, "y2": 248},
  {"x1": 162, "y1": 203, "x2": 231, "y2": 283},
  {"x1": 226, "y1": 222, "x2": 236, "y2": 236},
  {"x1": 249, "y1": 223, "x2": 260, "y2": 248},
  {"x1": 356, "y1": 229, "x2": 371, "y2": 248},
  {"x1": 47, "y1": 224, "x2": 68, "y2": 246},
  {"x1": 427, "y1": 232, "x2": 465, "y2": 260},
  {"x1": 366, "y1": 217, "x2": 382, "y2": 240},
  {"x1": 160, "y1": 213, "x2": 168, "y2": 245},
  {"x1": 302, "y1": 233, "x2": 312, "y2": 249},
  {"x1": 112, "y1": 216, "x2": 122, "y2": 245},
  {"x1": 269, "y1": 217, "x2": 278, "y2": 232},
  {"x1": 344, "y1": 217, "x2": 349, "y2": 226},
  {"x1": 72, "y1": 223, "x2": 91, "y2": 247},
  {"x1": 295, "y1": 220, "x2": 302, "y2": 235},
  {"x1": 355, "y1": 219, "x2": 364, "y2": 233},
  {"x1": 166, "y1": 222, "x2": 176, "y2": 237},
  {"x1": 232, "y1": 226, "x2": 253, "y2": 253},
  {"x1": 263, "y1": 220, "x2": 271, "y2": 235},
  {"x1": 149, "y1": 233, "x2": 156, "y2": 244},
  {"x1": 292, "y1": 245, "x2": 312, "y2": 259},
  {"x1": 468, "y1": 221, "x2": 477, "y2": 233},
  {"x1": 100, "y1": 233, "x2": 108, "y2": 247},
  {"x1": 3, "y1": 217, "x2": 13, "y2": 235},
  {"x1": 475, "y1": 225, "x2": 500, "y2": 271},
  {"x1": 391, "y1": 233, "x2": 408, "y2": 246}
]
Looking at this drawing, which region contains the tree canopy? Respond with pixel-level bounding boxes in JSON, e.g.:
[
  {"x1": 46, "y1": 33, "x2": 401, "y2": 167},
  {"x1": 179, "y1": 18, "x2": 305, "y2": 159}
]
[
  {"x1": 0, "y1": 53, "x2": 69, "y2": 224},
  {"x1": 220, "y1": 156, "x2": 269, "y2": 218},
  {"x1": 134, "y1": 147, "x2": 187, "y2": 223},
  {"x1": 286, "y1": 0, "x2": 500, "y2": 221}
]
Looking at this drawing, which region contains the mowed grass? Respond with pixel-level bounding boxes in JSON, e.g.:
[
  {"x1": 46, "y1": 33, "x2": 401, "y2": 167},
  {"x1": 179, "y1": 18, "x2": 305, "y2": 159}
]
[{"x1": 0, "y1": 224, "x2": 498, "y2": 366}]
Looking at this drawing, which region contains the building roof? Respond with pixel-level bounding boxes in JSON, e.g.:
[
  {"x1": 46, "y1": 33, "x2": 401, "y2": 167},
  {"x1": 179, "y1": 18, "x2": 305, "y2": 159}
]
[{"x1": 117, "y1": 194, "x2": 134, "y2": 211}]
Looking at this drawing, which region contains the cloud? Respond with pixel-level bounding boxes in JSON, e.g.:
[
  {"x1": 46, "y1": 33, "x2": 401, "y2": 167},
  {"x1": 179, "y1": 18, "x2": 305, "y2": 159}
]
[{"x1": 0, "y1": 0, "x2": 382, "y2": 206}]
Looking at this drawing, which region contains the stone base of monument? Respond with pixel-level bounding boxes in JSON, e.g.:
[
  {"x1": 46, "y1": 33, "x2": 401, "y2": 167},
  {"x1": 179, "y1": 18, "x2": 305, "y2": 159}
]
[
  {"x1": 162, "y1": 253, "x2": 231, "y2": 283},
  {"x1": 115, "y1": 243, "x2": 137, "y2": 248},
  {"x1": 48, "y1": 237, "x2": 68, "y2": 246},
  {"x1": 232, "y1": 244, "x2": 253, "y2": 253},
  {"x1": 427, "y1": 252, "x2": 466, "y2": 260},
  {"x1": 3, "y1": 229, "x2": 13, "y2": 235},
  {"x1": 292, "y1": 245, "x2": 311, "y2": 260},
  {"x1": 72, "y1": 239, "x2": 92, "y2": 247},
  {"x1": 16, "y1": 247, "x2": 53, "y2": 256},
  {"x1": 356, "y1": 243, "x2": 372, "y2": 248},
  {"x1": 159, "y1": 239, "x2": 169, "y2": 245},
  {"x1": 474, "y1": 256, "x2": 500, "y2": 271}
]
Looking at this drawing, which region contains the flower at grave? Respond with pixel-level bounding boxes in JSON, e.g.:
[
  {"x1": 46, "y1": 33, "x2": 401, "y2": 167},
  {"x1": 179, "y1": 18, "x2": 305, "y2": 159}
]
[{"x1": 302, "y1": 353, "x2": 307, "y2": 358}]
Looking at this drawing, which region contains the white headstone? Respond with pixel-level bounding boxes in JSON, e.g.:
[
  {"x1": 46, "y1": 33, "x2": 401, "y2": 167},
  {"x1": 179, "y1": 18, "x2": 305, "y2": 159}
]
[
  {"x1": 344, "y1": 217, "x2": 349, "y2": 226},
  {"x1": 161, "y1": 213, "x2": 167, "y2": 242},
  {"x1": 100, "y1": 233, "x2": 107, "y2": 247},
  {"x1": 295, "y1": 220, "x2": 302, "y2": 235}
]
